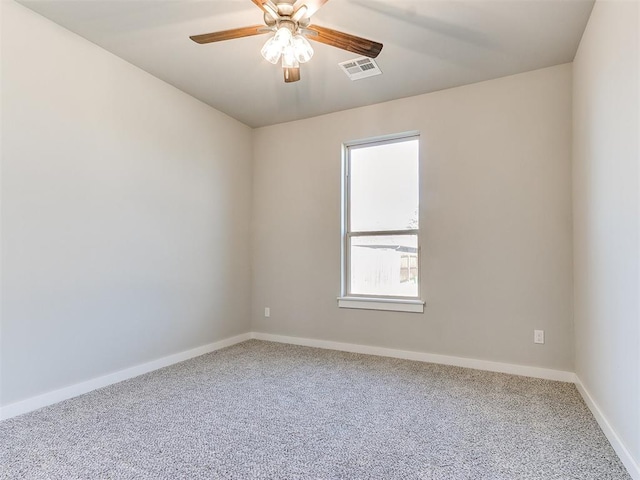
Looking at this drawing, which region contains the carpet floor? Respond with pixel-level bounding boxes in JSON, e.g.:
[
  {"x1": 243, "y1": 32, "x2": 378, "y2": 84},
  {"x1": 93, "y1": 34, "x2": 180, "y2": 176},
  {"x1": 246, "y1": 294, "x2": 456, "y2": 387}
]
[{"x1": 0, "y1": 340, "x2": 631, "y2": 479}]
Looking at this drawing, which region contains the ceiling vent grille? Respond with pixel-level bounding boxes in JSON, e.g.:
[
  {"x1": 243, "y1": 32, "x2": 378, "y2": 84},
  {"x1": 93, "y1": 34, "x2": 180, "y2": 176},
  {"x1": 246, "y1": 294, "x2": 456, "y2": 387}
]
[{"x1": 339, "y1": 57, "x2": 382, "y2": 81}]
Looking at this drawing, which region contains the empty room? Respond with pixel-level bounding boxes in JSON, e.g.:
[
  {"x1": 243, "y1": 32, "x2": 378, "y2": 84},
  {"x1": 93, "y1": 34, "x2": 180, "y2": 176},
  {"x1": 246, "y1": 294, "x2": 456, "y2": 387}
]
[{"x1": 0, "y1": 0, "x2": 638, "y2": 478}]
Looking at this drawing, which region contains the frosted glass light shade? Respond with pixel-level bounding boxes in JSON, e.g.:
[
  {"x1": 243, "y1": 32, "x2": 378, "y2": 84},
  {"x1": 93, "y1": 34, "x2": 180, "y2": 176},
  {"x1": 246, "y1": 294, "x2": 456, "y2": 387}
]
[
  {"x1": 281, "y1": 47, "x2": 299, "y2": 68},
  {"x1": 261, "y1": 28, "x2": 312, "y2": 70},
  {"x1": 273, "y1": 27, "x2": 293, "y2": 47},
  {"x1": 292, "y1": 34, "x2": 314, "y2": 63},
  {"x1": 261, "y1": 36, "x2": 282, "y2": 64}
]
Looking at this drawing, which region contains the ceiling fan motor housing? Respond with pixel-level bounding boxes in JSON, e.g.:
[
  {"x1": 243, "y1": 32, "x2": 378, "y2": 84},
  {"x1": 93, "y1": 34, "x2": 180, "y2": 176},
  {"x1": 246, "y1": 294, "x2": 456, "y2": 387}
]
[
  {"x1": 276, "y1": 2, "x2": 295, "y2": 16},
  {"x1": 278, "y1": 19, "x2": 296, "y2": 33},
  {"x1": 263, "y1": 7, "x2": 310, "y2": 29}
]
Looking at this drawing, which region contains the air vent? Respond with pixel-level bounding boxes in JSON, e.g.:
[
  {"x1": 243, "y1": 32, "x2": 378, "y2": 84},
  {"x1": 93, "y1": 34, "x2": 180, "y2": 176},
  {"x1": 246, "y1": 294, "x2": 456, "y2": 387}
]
[{"x1": 339, "y1": 57, "x2": 382, "y2": 81}]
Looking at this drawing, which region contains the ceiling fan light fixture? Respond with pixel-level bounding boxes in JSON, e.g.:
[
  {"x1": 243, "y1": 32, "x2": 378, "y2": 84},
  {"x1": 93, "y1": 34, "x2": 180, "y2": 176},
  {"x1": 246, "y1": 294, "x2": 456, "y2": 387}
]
[
  {"x1": 261, "y1": 26, "x2": 294, "y2": 64},
  {"x1": 260, "y1": 36, "x2": 282, "y2": 64},
  {"x1": 292, "y1": 34, "x2": 313, "y2": 63},
  {"x1": 281, "y1": 47, "x2": 300, "y2": 69},
  {"x1": 273, "y1": 26, "x2": 293, "y2": 47}
]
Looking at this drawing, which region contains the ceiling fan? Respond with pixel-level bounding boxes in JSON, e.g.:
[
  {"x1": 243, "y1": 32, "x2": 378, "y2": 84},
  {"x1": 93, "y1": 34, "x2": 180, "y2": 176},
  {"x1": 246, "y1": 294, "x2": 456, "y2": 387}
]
[{"x1": 190, "y1": 0, "x2": 383, "y2": 83}]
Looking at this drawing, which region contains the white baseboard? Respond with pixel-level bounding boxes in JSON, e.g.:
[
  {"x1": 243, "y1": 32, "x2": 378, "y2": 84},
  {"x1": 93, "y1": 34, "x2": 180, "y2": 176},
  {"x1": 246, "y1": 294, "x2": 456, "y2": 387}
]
[
  {"x1": 575, "y1": 378, "x2": 640, "y2": 480},
  {"x1": 250, "y1": 332, "x2": 576, "y2": 382},
  {"x1": 0, "y1": 332, "x2": 252, "y2": 421}
]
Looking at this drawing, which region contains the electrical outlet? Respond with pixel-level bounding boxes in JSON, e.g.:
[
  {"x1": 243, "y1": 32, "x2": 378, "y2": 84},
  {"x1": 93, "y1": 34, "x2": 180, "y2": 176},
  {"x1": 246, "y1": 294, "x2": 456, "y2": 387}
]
[
  {"x1": 534, "y1": 330, "x2": 545, "y2": 344},
  {"x1": 264, "y1": 307, "x2": 270, "y2": 318}
]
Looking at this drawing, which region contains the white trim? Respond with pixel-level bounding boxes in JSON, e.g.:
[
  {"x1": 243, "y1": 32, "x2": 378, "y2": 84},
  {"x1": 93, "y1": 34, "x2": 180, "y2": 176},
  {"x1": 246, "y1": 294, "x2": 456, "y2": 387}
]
[
  {"x1": 338, "y1": 296, "x2": 425, "y2": 313},
  {"x1": 0, "y1": 333, "x2": 252, "y2": 421},
  {"x1": 344, "y1": 130, "x2": 421, "y2": 149},
  {"x1": 341, "y1": 132, "x2": 422, "y2": 302},
  {"x1": 250, "y1": 332, "x2": 575, "y2": 382},
  {"x1": 575, "y1": 377, "x2": 640, "y2": 480}
]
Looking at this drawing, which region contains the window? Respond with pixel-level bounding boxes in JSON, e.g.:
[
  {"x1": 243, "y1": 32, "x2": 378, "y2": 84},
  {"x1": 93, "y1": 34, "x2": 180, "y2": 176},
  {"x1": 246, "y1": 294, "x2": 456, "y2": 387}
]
[{"x1": 339, "y1": 133, "x2": 424, "y2": 313}]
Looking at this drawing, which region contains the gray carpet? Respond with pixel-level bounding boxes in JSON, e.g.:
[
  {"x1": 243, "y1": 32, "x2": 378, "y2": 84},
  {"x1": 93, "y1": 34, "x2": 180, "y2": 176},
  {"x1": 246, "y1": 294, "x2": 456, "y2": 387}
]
[{"x1": 0, "y1": 340, "x2": 631, "y2": 479}]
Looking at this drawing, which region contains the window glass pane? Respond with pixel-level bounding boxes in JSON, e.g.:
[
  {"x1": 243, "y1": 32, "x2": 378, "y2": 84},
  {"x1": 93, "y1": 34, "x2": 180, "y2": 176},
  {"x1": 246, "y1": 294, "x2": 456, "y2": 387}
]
[
  {"x1": 350, "y1": 235, "x2": 418, "y2": 297},
  {"x1": 350, "y1": 139, "x2": 419, "y2": 232}
]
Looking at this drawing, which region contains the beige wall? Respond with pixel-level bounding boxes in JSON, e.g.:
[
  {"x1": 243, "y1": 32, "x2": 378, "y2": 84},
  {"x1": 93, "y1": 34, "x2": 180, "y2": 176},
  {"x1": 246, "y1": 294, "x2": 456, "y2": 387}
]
[
  {"x1": 1, "y1": 1, "x2": 253, "y2": 405},
  {"x1": 573, "y1": 0, "x2": 640, "y2": 468},
  {"x1": 252, "y1": 64, "x2": 574, "y2": 371}
]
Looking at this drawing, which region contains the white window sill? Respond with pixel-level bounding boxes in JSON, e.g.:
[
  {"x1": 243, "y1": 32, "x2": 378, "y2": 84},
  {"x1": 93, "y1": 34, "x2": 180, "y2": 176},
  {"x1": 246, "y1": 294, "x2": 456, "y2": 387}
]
[{"x1": 337, "y1": 297, "x2": 425, "y2": 313}]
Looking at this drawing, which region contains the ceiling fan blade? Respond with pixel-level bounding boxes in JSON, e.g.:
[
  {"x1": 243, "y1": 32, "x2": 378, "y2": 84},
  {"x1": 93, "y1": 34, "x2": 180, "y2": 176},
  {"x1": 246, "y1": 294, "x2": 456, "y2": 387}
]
[
  {"x1": 190, "y1": 25, "x2": 268, "y2": 44},
  {"x1": 284, "y1": 67, "x2": 301, "y2": 83},
  {"x1": 251, "y1": 0, "x2": 279, "y2": 20},
  {"x1": 291, "y1": 5, "x2": 308, "y2": 22},
  {"x1": 306, "y1": 25, "x2": 383, "y2": 58},
  {"x1": 293, "y1": 0, "x2": 330, "y2": 18}
]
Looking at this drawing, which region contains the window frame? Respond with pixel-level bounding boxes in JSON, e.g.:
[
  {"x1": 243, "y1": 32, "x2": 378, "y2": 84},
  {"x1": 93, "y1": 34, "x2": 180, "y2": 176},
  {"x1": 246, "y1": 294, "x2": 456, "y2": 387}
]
[{"x1": 339, "y1": 132, "x2": 424, "y2": 313}]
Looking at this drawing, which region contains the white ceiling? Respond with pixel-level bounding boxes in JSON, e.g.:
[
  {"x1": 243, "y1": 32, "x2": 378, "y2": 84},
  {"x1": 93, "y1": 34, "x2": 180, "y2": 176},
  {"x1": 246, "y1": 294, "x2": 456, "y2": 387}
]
[{"x1": 18, "y1": 0, "x2": 594, "y2": 128}]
